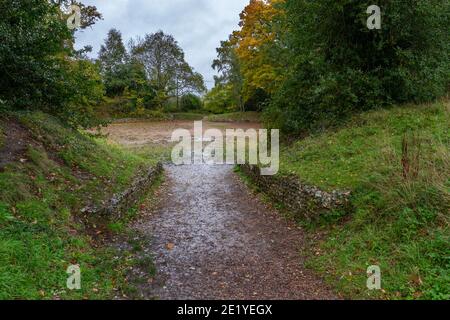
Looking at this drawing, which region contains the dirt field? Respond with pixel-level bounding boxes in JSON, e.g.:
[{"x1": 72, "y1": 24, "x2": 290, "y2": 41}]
[{"x1": 99, "y1": 120, "x2": 262, "y2": 147}]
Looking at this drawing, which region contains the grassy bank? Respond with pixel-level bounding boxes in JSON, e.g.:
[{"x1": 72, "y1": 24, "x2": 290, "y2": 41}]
[
  {"x1": 0, "y1": 111, "x2": 157, "y2": 299},
  {"x1": 256, "y1": 101, "x2": 448, "y2": 299}
]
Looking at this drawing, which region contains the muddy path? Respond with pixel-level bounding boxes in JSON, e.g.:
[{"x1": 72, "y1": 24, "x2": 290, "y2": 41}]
[
  {"x1": 132, "y1": 164, "x2": 336, "y2": 300},
  {"x1": 104, "y1": 120, "x2": 336, "y2": 299}
]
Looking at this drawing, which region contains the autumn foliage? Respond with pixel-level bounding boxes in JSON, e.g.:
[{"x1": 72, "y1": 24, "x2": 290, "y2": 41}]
[
  {"x1": 231, "y1": 0, "x2": 285, "y2": 99},
  {"x1": 211, "y1": 0, "x2": 450, "y2": 133}
]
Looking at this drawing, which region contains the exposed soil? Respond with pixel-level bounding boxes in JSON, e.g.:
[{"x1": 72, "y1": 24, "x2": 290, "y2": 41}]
[
  {"x1": 98, "y1": 120, "x2": 262, "y2": 146},
  {"x1": 0, "y1": 119, "x2": 35, "y2": 169},
  {"x1": 104, "y1": 120, "x2": 336, "y2": 300}
]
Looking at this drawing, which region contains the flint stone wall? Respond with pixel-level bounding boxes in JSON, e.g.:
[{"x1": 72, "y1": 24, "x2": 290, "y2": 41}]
[
  {"x1": 82, "y1": 163, "x2": 163, "y2": 219},
  {"x1": 240, "y1": 164, "x2": 351, "y2": 221}
]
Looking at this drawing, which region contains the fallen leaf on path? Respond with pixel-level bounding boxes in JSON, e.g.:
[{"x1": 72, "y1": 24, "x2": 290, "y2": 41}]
[{"x1": 166, "y1": 243, "x2": 175, "y2": 250}]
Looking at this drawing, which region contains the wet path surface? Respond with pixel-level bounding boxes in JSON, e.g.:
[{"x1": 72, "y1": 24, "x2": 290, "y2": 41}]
[{"x1": 134, "y1": 164, "x2": 336, "y2": 300}]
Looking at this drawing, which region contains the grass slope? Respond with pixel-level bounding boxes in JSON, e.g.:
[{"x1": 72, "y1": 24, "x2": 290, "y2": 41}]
[
  {"x1": 279, "y1": 101, "x2": 449, "y2": 299},
  {"x1": 0, "y1": 111, "x2": 152, "y2": 299}
]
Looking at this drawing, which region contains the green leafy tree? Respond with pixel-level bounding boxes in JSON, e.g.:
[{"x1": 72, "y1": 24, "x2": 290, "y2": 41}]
[
  {"x1": 58, "y1": 59, "x2": 105, "y2": 128},
  {"x1": 266, "y1": 0, "x2": 450, "y2": 132},
  {"x1": 0, "y1": 0, "x2": 104, "y2": 128},
  {"x1": 98, "y1": 28, "x2": 129, "y2": 96},
  {"x1": 212, "y1": 40, "x2": 244, "y2": 111},
  {"x1": 175, "y1": 62, "x2": 206, "y2": 109},
  {"x1": 130, "y1": 31, "x2": 205, "y2": 107},
  {"x1": 180, "y1": 94, "x2": 203, "y2": 112},
  {"x1": 203, "y1": 85, "x2": 235, "y2": 114},
  {"x1": 0, "y1": 0, "x2": 71, "y2": 109}
]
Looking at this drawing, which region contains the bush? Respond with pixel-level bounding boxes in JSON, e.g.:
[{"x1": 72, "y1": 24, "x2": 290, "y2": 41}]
[
  {"x1": 244, "y1": 88, "x2": 269, "y2": 112},
  {"x1": 204, "y1": 85, "x2": 235, "y2": 114},
  {"x1": 180, "y1": 94, "x2": 203, "y2": 111},
  {"x1": 0, "y1": 1, "x2": 70, "y2": 109},
  {"x1": 265, "y1": 0, "x2": 450, "y2": 133},
  {"x1": 0, "y1": 0, "x2": 105, "y2": 129}
]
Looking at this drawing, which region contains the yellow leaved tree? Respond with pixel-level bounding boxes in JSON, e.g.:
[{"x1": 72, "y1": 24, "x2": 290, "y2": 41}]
[{"x1": 231, "y1": 0, "x2": 285, "y2": 101}]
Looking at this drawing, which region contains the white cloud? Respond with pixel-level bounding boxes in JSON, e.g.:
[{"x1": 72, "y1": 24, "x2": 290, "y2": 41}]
[{"x1": 74, "y1": 0, "x2": 249, "y2": 88}]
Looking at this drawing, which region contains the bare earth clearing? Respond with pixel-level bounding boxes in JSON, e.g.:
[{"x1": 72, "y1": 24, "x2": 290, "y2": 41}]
[
  {"x1": 99, "y1": 120, "x2": 262, "y2": 146},
  {"x1": 104, "y1": 120, "x2": 336, "y2": 300}
]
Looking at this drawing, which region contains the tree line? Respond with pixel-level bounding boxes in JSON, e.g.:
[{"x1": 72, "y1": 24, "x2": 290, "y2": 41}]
[
  {"x1": 0, "y1": 0, "x2": 105, "y2": 128},
  {"x1": 0, "y1": 0, "x2": 206, "y2": 128},
  {"x1": 208, "y1": 0, "x2": 449, "y2": 133},
  {"x1": 98, "y1": 29, "x2": 206, "y2": 115},
  {"x1": 1, "y1": 1, "x2": 448, "y2": 130}
]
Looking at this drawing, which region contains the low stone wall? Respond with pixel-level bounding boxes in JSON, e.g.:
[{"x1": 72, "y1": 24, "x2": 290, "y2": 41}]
[
  {"x1": 240, "y1": 164, "x2": 351, "y2": 222},
  {"x1": 82, "y1": 163, "x2": 163, "y2": 219}
]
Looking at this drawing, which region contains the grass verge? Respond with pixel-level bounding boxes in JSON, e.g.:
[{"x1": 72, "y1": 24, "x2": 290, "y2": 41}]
[
  {"x1": 205, "y1": 111, "x2": 261, "y2": 123},
  {"x1": 0, "y1": 111, "x2": 160, "y2": 299},
  {"x1": 245, "y1": 101, "x2": 449, "y2": 300}
]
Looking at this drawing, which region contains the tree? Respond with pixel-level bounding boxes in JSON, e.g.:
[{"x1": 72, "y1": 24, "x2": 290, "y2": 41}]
[
  {"x1": 203, "y1": 85, "x2": 235, "y2": 114},
  {"x1": 130, "y1": 31, "x2": 205, "y2": 107},
  {"x1": 120, "y1": 60, "x2": 157, "y2": 111},
  {"x1": 210, "y1": 0, "x2": 286, "y2": 113},
  {"x1": 231, "y1": 0, "x2": 285, "y2": 99},
  {"x1": 0, "y1": 0, "x2": 104, "y2": 128},
  {"x1": 180, "y1": 93, "x2": 203, "y2": 112},
  {"x1": 212, "y1": 40, "x2": 244, "y2": 111},
  {"x1": 265, "y1": 0, "x2": 450, "y2": 133},
  {"x1": 0, "y1": 0, "x2": 70, "y2": 109},
  {"x1": 50, "y1": 0, "x2": 102, "y2": 29},
  {"x1": 175, "y1": 62, "x2": 206, "y2": 109},
  {"x1": 58, "y1": 58, "x2": 105, "y2": 128},
  {"x1": 98, "y1": 28, "x2": 128, "y2": 96}
]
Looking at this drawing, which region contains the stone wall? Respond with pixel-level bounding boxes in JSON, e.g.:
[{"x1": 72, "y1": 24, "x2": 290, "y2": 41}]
[
  {"x1": 240, "y1": 164, "x2": 351, "y2": 222},
  {"x1": 82, "y1": 163, "x2": 163, "y2": 219}
]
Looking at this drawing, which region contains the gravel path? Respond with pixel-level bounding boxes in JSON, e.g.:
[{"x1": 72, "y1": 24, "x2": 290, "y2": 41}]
[{"x1": 133, "y1": 164, "x2": 336, "y2": 300}]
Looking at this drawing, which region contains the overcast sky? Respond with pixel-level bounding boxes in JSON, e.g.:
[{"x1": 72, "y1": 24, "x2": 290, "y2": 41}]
[{"x1": 74, "y1": 0, "x2": 249, "y2": 89}]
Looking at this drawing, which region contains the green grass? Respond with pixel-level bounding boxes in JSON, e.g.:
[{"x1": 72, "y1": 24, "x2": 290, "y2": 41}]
[
  {"x1": 169, "y1": 112, "x2": 207, "y2": 121},
  {"x1": 123, "y1": 142, "x2": 173, "y2": 166},
  {"x1": 277, "y1": 101, "x2": 449, "y2": 299},
  {"x1": 0, "y1": 111, "x2": 157, "y2": 299},
  {"x1": 205, "y1": 111, "x2": 261, "y2": 123}
]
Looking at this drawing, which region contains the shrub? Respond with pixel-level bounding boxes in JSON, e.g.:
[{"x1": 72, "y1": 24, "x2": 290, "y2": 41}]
[
  {"x1": 180, "y1": 94, "x2": 203, "y2": 112},
  {"x1": 0, "y1": 0, "x2": 104, "y2": 129},
  {"x1": 265, "y1": 0, "x2": 450, "y2": 133}
]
